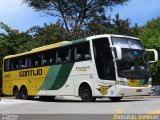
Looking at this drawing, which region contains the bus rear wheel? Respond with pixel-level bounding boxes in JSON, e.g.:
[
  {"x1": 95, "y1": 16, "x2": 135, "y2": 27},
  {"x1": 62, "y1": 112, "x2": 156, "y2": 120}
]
[
  {"x1": 109, "y1": 97, "x2": 122, "y2": 102},
  {"x1": 79, "y1": 85, "x2": 96, "y2": 102},
  {"x1": 13, "y1": 87, "x2": 20, "y2": 99},
  {"x1": 20, "y1": 86, "x2": 28, "y2": 100}
]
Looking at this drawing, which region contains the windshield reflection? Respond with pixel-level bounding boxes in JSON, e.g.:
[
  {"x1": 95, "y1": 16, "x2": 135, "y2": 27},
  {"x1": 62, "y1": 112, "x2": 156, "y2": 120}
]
[{"x1": 116, "y1": 49, "x2": 150, "y2": 79}]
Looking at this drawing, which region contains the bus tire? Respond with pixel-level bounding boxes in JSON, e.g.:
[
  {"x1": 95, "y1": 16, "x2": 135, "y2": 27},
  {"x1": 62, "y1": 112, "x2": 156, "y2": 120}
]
[
  {"x1": 79, "y1": 84, "x2": 96, "y2": 102},
  {"x1": 13, "y1": 87, "x2": 20, "y2": 99},
  {"x1": 109, "y1": 97, "x2": 122, "y2": 102},
  {"x1": 20, "y1": 86, "x2": 28, "y2": 100}
]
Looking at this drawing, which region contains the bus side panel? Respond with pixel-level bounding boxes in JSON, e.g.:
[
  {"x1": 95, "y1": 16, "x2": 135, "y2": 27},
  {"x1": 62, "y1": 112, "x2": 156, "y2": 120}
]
[
  {"x1": 3, "y1": 67, "x2": 49, "y2": 96},
  {"x1": 73, "y1": 61, "x2": 95, "y2": 96},
  {"x1": 3, "y1": 80, "x2": 12, "y2": 95},
  {"x1": 37, "y1": 63, "x2": 75, "y2": 96},
  {"x1": 26, "y1": 67, "x2": 49, "y2": 96}
]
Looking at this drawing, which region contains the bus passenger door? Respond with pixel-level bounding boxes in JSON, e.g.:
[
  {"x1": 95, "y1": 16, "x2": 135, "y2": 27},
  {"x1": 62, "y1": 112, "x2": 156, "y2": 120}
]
[{"x1": 92, "y1": 38, "x2": 116, "y2": 85}]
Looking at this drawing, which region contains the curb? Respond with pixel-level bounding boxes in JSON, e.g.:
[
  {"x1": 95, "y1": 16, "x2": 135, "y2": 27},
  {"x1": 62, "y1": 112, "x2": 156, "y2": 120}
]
[{"x1": 124, "y1": 96, "x2": 160, "y2": 99}]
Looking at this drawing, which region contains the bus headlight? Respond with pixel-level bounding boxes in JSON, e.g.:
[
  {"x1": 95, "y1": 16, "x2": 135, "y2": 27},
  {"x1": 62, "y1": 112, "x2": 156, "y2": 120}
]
[{"x1": 117, "y1": 81, "x2": 128, "y2": 86}]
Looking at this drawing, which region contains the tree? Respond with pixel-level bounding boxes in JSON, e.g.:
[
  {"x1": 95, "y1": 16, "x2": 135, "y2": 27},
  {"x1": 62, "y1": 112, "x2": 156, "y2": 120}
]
[
  {"x1": 22, "y1": 0, "x2": 128, "y2": 32},
  {"x1": 139, "y1": 17, "x2": 160, "y2": 85},
  {"x1": 140, "y1": 17, "x2": 160, "y2": 51},
  {"x1": 0, "y1": 22, "x2": 31, "y2": 54},
  {"x1": 26, "y1": 22, "x2": 68, "y2": 48},
  {"x1": 85, "y1": 13, "x2": 140, "y2": 37},
  {"x1": 110, "y1": 14, "x2": 141, "y2": 37},
  {"x1": 85, "y1": 12, "x2": 111, "y2": 35}
]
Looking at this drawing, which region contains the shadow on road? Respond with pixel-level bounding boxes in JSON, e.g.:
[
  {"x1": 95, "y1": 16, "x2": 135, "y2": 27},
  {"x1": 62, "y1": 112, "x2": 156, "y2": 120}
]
[
  {"x1": 32, "y1": 97, "x2": 151, "y2": 103},
  {"x1": 1, "y1": 96, "x2": 152, "y2": 103}
]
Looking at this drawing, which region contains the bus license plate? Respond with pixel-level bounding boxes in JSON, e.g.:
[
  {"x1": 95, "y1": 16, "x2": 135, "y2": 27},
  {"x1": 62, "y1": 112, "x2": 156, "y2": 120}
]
[{"x1": 136, "y1": 89, "x2": 142, "y2": 92}]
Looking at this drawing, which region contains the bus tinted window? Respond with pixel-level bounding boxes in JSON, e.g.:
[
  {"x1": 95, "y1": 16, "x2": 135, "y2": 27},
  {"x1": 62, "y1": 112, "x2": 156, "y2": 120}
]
[
  {"x1": 57, "y1": 47, "x2": 71, "y2": 64},
  {"x1": 29, "y1": 54, "x2": 42, "y2": 67},
  {"x1": 4, "y1": 42, "x2": 91, "y2": 71},
  {"x1": 10, "y1": 58, "x2": 20, "y2": 70},
  {"x1": 4, "y1": 59, "x2": 10, "y2": 71},
  {"x1": 19, "y1": 57, "x2": 28, "y2": 69},
  {"x1": 75, "y1": 42, "x2": 91, "y2": 61},
  {"x1": 42, "y1": 50, "x2": 56, "y2": 66}
]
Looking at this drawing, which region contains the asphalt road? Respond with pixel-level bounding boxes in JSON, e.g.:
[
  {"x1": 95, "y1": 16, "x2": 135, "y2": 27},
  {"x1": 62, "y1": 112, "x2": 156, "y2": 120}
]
[{"x1": 0, "y1": 96, "x2": 160, "y2": 120}]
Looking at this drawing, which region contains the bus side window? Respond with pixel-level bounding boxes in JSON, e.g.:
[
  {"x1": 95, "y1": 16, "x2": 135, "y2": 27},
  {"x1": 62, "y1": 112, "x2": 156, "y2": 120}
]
[
  {"x1": 30, "y1": 54, "x2": 42, "y2": 67},
  {"x1": 10, "y1": 59, "x2": 15, "y2": 70},
  {"x1": 75, "y1": 42, "x2": 91, "y2": 61},
  {"x1": 76, "y1": 54, "x2": 82, "y2": 61},
  {"x1": 12, "y1": 58, "x2": 20, "y2": 70},
  {"x1": 50, "y1": 58, "x2": 54, "y2": 64},
  {"x1": 4, "y1": 59, "x2": 10, "y2": 71},
  {"x1": 85, "y1": 54, "x2": 91, "y2": 59},
  {"x1": 57, "y1": 47, "x2": 70, "y2": 64},
  {"x1": 42, "y1": 49, "x2": 56, "y2": 66},
  {"x1": 57, "y1": 57, "x2": 62, "y2": 63},
  {"x1": 35, "y1": 61, "x2": 39, "y2": 66},
  {"x1": 42, "y1": 59, "x2": 48, "y2": 65},
  {"x1": 20, "y1": 57, "x2": 28, "y2": 69}
]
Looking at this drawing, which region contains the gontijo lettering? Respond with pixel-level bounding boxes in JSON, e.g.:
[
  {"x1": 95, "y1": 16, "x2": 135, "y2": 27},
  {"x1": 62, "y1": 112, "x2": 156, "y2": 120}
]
[{"x1": 19, "y1": 69, "x2": 42, "y2": 77}]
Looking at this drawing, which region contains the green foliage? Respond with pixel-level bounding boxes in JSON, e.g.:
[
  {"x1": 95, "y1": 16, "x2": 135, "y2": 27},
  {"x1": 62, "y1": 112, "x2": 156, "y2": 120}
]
[
  {"x1": 0, "y1": 22, "x2": 31, "y2": 55},
  {"x1": 139, "y1": 17, "x2": 160, "y2": 84},
  {"x1": 140, "y1": 17, "x2": 160, "y2": 51},
  {"x1": 26, "y1": 22, "x2": 68, "y2": 48},
  {"x1": 110, "y1": 14, "x2": 141, "y2": 37},
  {"x1": 85, "y1": 13, "x2": 140, "y2": 37}
]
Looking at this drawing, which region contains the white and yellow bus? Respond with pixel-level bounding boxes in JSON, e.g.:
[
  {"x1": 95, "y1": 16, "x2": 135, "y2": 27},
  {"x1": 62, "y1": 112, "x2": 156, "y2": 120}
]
[{"x1": 2, "y1": 34, "x2": 158, "y2": 102}]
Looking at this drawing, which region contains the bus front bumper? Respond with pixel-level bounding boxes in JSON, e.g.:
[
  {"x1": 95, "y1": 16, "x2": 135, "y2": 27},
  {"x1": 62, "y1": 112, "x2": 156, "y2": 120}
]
[{"x1": 110, "y1": 85, "x2": 151, "y2": 97}]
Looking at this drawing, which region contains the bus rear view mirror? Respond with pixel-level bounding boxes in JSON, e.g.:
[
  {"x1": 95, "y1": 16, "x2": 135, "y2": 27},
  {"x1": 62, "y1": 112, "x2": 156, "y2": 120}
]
[
  {"x1": 145, "y1": 49, "x2": 158, "y2": 63},
  {"x1": 111, "y1": 46, "x2": 122, "y2": 61}
]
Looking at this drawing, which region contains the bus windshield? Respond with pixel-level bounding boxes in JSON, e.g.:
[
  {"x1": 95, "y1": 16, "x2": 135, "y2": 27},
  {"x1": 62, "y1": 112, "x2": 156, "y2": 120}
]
[
  {"x1": 112, "y1": 37, "x2": 150, "y2": 79},
  {"x1": 112, "y1": 37, "x2": 144, "y2": 49}
]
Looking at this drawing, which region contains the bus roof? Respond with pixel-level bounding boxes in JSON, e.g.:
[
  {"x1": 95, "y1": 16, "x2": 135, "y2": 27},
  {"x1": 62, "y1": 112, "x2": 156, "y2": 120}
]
[
  {"x1": 4, "y1": 34, "x2": 139, "y2": 59},
  {"x1": 4, "y1": 38, "x2": 87, "y2": 59},
  {"x1": 86, "y1": 34, "x2": 139, "y2": 40}
]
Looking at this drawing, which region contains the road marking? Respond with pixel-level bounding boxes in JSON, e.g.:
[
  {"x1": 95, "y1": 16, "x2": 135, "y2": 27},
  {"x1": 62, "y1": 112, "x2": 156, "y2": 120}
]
[
  {"x1": 115, "y1": 107, "x2": 123, "y2": 114},
  {"x1": 149, "y1": 109, "x2": 160, "y2": 114},
  {"x1": 111, "y1": 107, "x2": 124, "y2": 120}
]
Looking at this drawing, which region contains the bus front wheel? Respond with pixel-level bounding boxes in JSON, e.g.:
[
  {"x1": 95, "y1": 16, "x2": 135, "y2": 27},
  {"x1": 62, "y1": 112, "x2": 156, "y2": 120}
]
[
  {"x1": 79, "y1": 84, "x2": 96, "y2": 102},
  {"x1": 20, "y1": 86, "x2": 28, "y2": 100},
  {"x1": 109, "y1": 97, "x2": 122, "y2": 102}
]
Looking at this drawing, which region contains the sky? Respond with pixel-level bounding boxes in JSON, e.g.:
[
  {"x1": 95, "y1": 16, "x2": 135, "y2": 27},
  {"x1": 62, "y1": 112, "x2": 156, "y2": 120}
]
[{"x1": 0, "y1": 0, "x2": 160, "y2": 32}]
